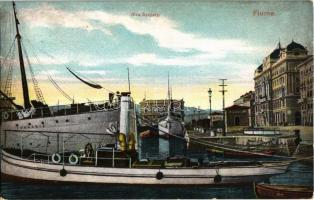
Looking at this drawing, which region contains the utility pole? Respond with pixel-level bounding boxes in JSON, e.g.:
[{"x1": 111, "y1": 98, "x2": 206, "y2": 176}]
[
  {"x1": 127, "y1": 67, "x2": 131, "y2": 93},
  {"x1": 193, "y1": 110, "x2": 196, "y2": 128},
  {"x1": 198, "y1": 106, "x2": 200, "y2": 121},
  {"x1": 219, "y1": 79, "x2": 227, "y2": 136}
]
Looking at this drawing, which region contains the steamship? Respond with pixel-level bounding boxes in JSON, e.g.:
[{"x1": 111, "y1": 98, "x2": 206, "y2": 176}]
[
  {"x1": 0, "y1": 2, "x2": 127, "y2": 154},
  {"x1": 1, "y1": 2, "x2": 293, "y2": 185}
]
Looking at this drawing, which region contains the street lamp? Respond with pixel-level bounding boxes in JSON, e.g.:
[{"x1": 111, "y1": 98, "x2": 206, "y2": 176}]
[{"x1": 208, "y1": 88, "x2": 212, "y2": 129}]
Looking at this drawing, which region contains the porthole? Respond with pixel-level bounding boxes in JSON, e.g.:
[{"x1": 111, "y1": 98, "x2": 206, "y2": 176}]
[
  {"x1": 88, "y1": 117, "x2": 91, "y2": 120},
  {"x1": 41, "y1": 121, "x2": 44, "y2": 125},
  {"x1": 66, "y1": 119, "x2": 69, "y2": 122},
  {"x1": 16, "y1": 124, "x2": 19, "y2": 127},
  {"x1": 28, "y1": 123, "x2": 31, "y2": 126},
  {"x1": 56, "y1": 120, "x2": 59, "y2": 123}
]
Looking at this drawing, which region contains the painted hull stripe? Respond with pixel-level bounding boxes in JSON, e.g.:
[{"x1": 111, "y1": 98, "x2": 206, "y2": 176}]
[{"x1": 2, "y1": 152, "x2": 268, "y2": 170}]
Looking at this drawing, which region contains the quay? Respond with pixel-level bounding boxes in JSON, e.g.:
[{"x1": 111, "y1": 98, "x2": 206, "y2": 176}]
[{"x1": 187, "y1": 130, "x2": 300, "y2": 156}]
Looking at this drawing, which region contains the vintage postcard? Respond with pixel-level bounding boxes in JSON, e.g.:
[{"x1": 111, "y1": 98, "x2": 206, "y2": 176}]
[{"x1": 0, "y1": 0, "x2": 313, "y2": 199}]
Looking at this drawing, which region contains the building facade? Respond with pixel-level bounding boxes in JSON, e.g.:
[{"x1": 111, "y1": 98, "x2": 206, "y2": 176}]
[
  {"x1": 209, "y1": 111, "x2": 224, "y2": 128},
  {"x1": 233, "y1": 91, "x2": 255, "y2": 127},
  {"x1": 271, "y1": 41, "x2": 308, "y2": 126},
  {"x1": 298, "y1": 56, "x2": 313, "y2": 126},
  {"x1": 254, "y1": 41, "x2": 309, "y2": 127},
  {"x1": 139, "y1": 99, "x2": 184, "y2": 125},
  {"x1": 225, "y1": 105, "x2": 250, "y2": 132},
  {"x1": 254, "y1": 45, "x2": 281, "y2": 126}
]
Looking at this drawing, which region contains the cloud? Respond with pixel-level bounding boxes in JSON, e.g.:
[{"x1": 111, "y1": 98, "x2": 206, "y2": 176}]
[
  {"x1": 80, "y1": 10, "x2": 252, "y2": 53},
  {"x1": 126, "y1": 53, "x2": 224, "y2": 66},
  {"x1": 29, "y1": 51, "x2": 253, "y2": 71},
  {"x1": 77, "y1": 70, "x2": 107, "y2": 76},
  {"x1": 28, "y1": 55, "x2": 70, "y2": 65},
  {"x1": 20, "y1": 4, "x2": 112, "y2": 35},
  {"x1": 20, "y1": 4, "x2": 255, "y2": 54},
  {"x1": 17, "y1": 3, "x2": 259, "y2": 87}
]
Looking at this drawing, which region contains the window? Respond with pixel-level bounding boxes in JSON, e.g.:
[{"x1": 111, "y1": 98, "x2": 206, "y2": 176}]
[{"x1": 235, "y1": 116, "x2": 240, "y2": 126}]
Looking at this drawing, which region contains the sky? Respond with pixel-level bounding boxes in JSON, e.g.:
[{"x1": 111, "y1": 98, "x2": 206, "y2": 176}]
[{"x1": 0, "y1": 0, "x2": 313, "y2": 109}]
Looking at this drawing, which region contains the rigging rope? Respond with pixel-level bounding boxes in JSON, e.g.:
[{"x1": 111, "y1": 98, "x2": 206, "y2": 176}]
[
  {"x1": 2, "y1": 39, "x2": 16, "y2": 97},
  {"x1": 22, "y1": 42, "x2": 46, "y2": 104},
  {"x1": 1, "y1": 9, "x2": 19, "y2": 101},
  {"x1": 22, "y1": 36, "x2": 73, "y2": 103},
  {"x1": 134, "y1": 113, "x2": 298, "y2": 160},
  {"x1": 23, "y1": 36, "x2": 115, "y2": 95},
  {"x1": 47, "y1": 73, "x2": 73, "y2": 102},
  {"x1": 21, "y1": 28, "x2": 117, "y2": 94},
  {"x1": 136, "y1": 114, "x2": 311, "y2": 170},
  {"x1": 1, "y1": 37, "x2": 16, "y2": 65}
]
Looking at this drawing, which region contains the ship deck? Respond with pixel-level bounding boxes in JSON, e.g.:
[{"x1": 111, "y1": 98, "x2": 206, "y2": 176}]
[
  {"x1": 2, "y1": 147, "x2": 288, "y2": 170},
  {"x1": 2, "y1": 100, "x2": 120, "y2": 121}
]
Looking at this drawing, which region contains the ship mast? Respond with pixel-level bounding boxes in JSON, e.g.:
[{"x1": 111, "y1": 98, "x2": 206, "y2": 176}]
[
  {"x1": 12, "y1": 2, "x2": 31, "y2": 109},
  {"x1": 167, "y1": 72, "x2": 171, "y2": 118}
]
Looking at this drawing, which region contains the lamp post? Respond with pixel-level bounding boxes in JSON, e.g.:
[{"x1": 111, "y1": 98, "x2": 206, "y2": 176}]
[{"x1": 208, "y1": 88, "x2": 212, "y2": 129}]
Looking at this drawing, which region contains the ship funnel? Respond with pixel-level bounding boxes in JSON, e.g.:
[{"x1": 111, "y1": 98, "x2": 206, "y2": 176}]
[{"x1": 118, "y1": 92, "x2": 130, "y2": 151}]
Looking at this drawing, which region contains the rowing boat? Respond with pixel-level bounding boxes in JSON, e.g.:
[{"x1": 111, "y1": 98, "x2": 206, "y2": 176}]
[{"x1": 254, "y1": 182, "x2": 313, "y2": 199}]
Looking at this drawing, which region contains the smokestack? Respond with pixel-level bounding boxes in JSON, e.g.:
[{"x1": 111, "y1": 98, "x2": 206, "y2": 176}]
[{"x1": 118, "y1": 92, "x2": 130, "y2": 151}]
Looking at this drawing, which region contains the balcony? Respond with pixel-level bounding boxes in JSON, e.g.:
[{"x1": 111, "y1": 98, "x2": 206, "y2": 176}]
[{"x1": 297, "y1": 98, "x2": 307, "y2": 104}]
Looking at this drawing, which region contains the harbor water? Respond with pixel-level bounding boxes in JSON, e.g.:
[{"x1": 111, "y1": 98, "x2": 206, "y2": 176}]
[{"x1": 1, "y1": 137, "x2": 313, "y2": 199}]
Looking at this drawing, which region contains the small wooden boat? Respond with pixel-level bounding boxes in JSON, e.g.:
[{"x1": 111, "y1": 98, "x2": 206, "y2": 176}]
[
  {"x1": 207, "y1": 148, "x2": 275, "y2": 158},
  {"x1": 254, "y1": 182, "x2": 313, "y2": 199}
]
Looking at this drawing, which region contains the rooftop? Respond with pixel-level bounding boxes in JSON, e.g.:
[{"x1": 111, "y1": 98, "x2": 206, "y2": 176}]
[
  {"x1": 286, "y1": 41, "x2": 306, "y2": 51},
  {"x1": 225, "y1": 104, "x2": 249, "y2": 110}
]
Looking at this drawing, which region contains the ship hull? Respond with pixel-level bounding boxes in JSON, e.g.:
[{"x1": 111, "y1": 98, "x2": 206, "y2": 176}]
[
  {"x1": 1, "y1": 110, "x2": 119, "y2": 154},
  {"x1": 1, "y1": 150, "x2": 288, "y2": 185},
  {"x1": 254, "y1": 183, "x2": 313, "y2": 199}
]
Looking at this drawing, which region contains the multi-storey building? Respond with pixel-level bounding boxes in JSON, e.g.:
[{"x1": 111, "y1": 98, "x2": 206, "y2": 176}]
[
  {"x1": 271, "y1": 41, "x2": 308, "y2": 126},
  {"x1": 254, "y1": 44, "x2": 281, "y2": 126},
  {"x1": 254, "y1": 41, "x2": 309, "y2": 127},
  {"x1": 298, "y1": 56, "x2": 313, "y2": 126}
]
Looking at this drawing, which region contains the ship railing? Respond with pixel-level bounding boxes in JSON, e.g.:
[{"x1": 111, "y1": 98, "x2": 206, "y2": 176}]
[
  {"x1": 95, "y1": 148, "x2": 132, "y2": 168},
  {"x1": 26, "y1": 153, "x2": 51, "y2": 163},
  {"x1": 243, "y1": 127, "x2": 281, "y2": 135},
  {"x1": 2, "y1": 99, "x2": 120, "y2": 121},
  {"x1": 26, "y1": 153, "x2": 132, "y2": 168}
]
